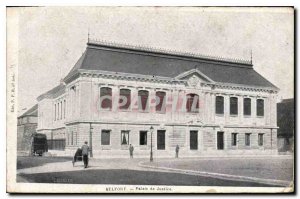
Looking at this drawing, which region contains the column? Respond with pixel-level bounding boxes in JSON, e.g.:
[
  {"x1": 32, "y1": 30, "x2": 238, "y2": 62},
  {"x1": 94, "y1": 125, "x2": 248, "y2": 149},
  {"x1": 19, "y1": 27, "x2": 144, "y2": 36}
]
[
  {"x1": 224, "y1": 95, "x2": 230, "y2": 124},
  {"x1": 238, "y1": 95, "x2": 243, "y2": 124},
  {"x1": 211, "y1": 93, "x2": 216, "y2": 123}
]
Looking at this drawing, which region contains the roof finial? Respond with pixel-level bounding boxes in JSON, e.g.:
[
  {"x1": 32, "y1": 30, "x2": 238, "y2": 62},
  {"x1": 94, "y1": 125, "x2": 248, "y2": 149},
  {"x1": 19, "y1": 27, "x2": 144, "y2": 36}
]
[
  {"x1": 250, "y1": 49, "x2": 253, "y2": 64},
  {"x1": 88, "y1": 27, "x2": 90, "y2": 43}
]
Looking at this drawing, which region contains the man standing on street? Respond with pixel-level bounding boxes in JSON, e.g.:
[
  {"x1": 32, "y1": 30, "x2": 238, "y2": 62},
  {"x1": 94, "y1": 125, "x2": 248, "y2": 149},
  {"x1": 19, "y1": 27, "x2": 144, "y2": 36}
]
[
  {"x1": 175, "y1": 144, "x2": 180, "y2": 158},
  {"x1": 129, "y1": 144, "x2": 134, "y2": 159},
  {"x1": 81, "y1": 141, "x2": 90, "y2": 168}
]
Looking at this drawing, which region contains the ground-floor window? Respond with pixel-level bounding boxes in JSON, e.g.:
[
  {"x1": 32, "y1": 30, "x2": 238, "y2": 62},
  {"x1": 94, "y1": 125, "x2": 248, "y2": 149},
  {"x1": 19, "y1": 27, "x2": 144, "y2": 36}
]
[
  {"x1": 190, "y1": 131, "x2": 198, "y2": 150},
  {"x1": 245, "y1": 133, "x2": 251, "y2": 146},
  {"x1": 258, "y1": 133, "x2": 264, "y2": 146},
  {"x1": 231, "y1": 133, "x2": 238, "y2": 146},
  {"x1": 101, "y1": 130, "x2": 111, "y2": 145},
  {"x1": 121, "y1": 131, "x2": 130, "y2": 145},
  {"x1": 217, "y1": 131, "x2": 224, "y2": 150},
  {"x1": 139, "y1": 131, "x2": 147, "y2": 145}
]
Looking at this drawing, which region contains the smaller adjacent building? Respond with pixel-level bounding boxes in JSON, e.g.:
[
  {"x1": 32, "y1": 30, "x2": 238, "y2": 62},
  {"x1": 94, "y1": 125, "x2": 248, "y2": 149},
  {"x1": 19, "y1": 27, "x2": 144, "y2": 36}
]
[
  {"x1": 17, "y1": 104, "x2": 38, "y2": 154},
  {"x1": 277, "y1": 98, "x2": 294, "y2": 152}
]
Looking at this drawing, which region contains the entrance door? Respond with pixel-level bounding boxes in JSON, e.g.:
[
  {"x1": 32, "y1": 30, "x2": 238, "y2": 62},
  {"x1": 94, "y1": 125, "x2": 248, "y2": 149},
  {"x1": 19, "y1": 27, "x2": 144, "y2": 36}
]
[
  {"x1": 157, "y1": 130, "x2": 165, "y2": 150},
  {"x1": 190, "y1": 131, "x2": 198, "y2": 150},
  {"x1": 217, "y1": 131, "x2": 224, "y2": 150}
]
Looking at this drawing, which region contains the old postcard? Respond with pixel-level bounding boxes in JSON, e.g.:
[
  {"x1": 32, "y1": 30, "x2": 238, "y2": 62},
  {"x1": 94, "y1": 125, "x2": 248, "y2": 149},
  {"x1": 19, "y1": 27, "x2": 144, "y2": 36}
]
[{"x1": 7, "y1": 6, "x2": 294, "y2": 193}]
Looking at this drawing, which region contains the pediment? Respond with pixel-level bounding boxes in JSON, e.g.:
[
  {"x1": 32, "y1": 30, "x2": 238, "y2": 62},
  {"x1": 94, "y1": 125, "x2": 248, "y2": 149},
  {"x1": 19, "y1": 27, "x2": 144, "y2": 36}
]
[{"x1": 175, "y1": 69, "x2": 214, "y2": 87}]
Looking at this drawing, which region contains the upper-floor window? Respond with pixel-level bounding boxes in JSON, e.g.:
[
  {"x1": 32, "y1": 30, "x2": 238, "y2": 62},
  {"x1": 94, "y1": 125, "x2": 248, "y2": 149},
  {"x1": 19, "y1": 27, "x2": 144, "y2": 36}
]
[
  {"x1": 100, "y1": 87, "x2": 112, "y2": 110},
  {"x1": 54, "y1": 104, "x2": 56, "y2": 121},
  {"x1": 57, "y1": 102, "x2": 60, "y2": 120},
  {"x1": 244, "y1": 98, "x2": 251, "y2": 116},
  {"x1": 119, "y1": 89, "x2": 131, "y2": 110},
  {"x1": 138, "y1": 90, "x2": 149, "y2": 111},
  {"x1": 186, "y1": 93, "x2": 199, "y2": 113},
  {"x1": 216, "y1": 96, "x2": 224, "y2": 114},
  {"x1": 257, "y1": 99, "x2": 264, "y2": 117},
  {"x1": 156, "y1": 91, "x2": 166, "y2": 113},
  {"x1": 63, "y1": 100, "x2": 66, "y2": 119},
  {"x1": 230, "y1": 97, "x2": 238, "y2": 115},
  {"x1": 60, "y1": 101, "x2": 63, "y2": 119}
]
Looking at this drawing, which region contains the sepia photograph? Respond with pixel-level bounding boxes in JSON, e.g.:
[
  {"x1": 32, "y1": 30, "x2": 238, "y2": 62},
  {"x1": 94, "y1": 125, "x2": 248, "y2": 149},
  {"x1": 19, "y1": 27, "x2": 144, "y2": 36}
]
[{"x1": 6, "y1": 6, "x2": 294, "y2": 193}]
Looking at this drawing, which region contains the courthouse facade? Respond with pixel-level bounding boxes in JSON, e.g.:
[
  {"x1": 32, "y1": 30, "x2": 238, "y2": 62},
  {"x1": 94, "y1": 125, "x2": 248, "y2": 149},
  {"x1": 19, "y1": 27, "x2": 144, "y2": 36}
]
[{"x1": 37, "y1": 40, "x2": 279, "y2": 157}]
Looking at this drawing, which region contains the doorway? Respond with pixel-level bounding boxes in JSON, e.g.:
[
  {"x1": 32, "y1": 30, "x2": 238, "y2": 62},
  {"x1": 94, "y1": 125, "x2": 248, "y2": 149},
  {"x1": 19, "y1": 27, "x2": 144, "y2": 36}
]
[
  {"x1": 157, "y1": 130, "x2": 165, "y2": 150},
  {"x1": 190, "y1": 131, "x2": 198, "y2": 150}
]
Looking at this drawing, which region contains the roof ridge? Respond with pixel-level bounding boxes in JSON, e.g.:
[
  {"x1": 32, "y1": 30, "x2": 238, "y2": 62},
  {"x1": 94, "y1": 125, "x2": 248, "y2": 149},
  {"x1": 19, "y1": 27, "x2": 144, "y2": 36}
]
[{"x1": 88, "y1": 38, "x2": 252, "y2": 65}]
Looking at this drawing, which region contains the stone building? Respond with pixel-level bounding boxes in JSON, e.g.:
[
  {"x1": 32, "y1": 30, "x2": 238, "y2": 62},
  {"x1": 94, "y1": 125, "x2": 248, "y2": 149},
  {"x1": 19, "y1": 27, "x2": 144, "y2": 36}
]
[
  {"x1": 17, "y1": 104, "x2": 38, "y2": 154},
  {"x1": 277, "y1": 98, "x2": 294, "y2": 152},
  {"x1": 37, "y1": 40, "x2": 279, "y2": 157}
]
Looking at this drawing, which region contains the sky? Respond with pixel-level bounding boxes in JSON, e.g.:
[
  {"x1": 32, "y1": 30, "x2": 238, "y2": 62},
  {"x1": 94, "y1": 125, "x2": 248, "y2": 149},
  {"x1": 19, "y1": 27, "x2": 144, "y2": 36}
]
[{"x1": 15, "y1": 7, "x2": 294, "y2": 114}]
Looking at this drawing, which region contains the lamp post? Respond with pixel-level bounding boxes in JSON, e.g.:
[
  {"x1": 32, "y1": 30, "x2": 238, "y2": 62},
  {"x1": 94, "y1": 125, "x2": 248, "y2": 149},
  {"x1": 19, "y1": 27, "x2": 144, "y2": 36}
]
[
  {"x1": 150, "y1": 126, "x2": 154, "y2": 162},
  {"x1": 89, "y1": 123, "x2": 93, "y2": 158}
]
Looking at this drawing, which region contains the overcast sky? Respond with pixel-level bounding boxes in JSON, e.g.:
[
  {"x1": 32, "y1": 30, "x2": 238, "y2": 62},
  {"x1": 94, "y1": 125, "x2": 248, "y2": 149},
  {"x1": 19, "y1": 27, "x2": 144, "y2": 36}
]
[{"x1": 16, "y1": 7, "x2": 294, "y2": 113}]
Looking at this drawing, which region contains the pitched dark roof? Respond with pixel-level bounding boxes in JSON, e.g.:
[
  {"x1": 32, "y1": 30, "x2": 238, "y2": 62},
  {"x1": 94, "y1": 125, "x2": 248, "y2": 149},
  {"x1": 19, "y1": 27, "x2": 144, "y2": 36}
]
[
  {"x1": 18, "y1": 104, "x2": 38, "y2": 118},
  {"x1": 37, "y1": 83, "x2": 66, "y2": 101},
  {"x1": 63, "y1": 41, "x2": 278, "y2": 89}
]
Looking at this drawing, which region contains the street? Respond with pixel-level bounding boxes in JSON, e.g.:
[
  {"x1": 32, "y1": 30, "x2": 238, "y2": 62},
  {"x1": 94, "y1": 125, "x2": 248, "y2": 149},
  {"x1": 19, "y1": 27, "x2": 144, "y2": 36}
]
[{"x1": 17, "y1": 156, "x2": 293, "y2": 187}]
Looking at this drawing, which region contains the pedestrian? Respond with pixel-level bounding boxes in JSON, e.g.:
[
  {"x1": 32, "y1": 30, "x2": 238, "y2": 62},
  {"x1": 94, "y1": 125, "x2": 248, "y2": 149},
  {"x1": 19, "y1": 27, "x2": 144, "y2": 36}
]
[
  {"x1": 129, "y1": 144, "x2": 134, "y2": 158},
  {"x1": 175, "y1": 144, "x2": 179, "y2": 158},
  {"x1": 81, "y1": 141, "x2": 90, "y2": 168}
]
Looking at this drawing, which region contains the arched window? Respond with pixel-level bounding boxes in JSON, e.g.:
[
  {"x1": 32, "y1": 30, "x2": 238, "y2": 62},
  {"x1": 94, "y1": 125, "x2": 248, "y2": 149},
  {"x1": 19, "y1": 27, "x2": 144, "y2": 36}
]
[
  {"x1": 230, "y1": 97, "x2": 238, "y2": 115},
  {"x1": 244, "y1": 98, "x2": 251, "y2": 116},
  {"x1": 138, "y1": 90, "x2": 149, "y2": 111},
  {"x1": 119, "y1": 89, "x2": 131, "y2": 110},
  {"x1": 100, "y1": 87, "x2": 112, "y2": 110},
  {"x1": 257, "y1": 99, "x2": 264, "y2": 116},
  {"x1": 186, "y1": 93, "x2": 199, "y2": 113},
  {"x1": 216, "y1": 96, "x2": 224, "y2": 114},
  {"x1": 156, "y1": 91, "x2": 166, "y2": 113}
]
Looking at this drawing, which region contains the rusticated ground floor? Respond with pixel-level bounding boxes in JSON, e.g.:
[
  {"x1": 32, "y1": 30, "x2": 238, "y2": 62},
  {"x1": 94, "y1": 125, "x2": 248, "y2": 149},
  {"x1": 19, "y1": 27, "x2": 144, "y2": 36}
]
[{"x1": 38, "y1": 123, "x2": 278, "y2": 157}]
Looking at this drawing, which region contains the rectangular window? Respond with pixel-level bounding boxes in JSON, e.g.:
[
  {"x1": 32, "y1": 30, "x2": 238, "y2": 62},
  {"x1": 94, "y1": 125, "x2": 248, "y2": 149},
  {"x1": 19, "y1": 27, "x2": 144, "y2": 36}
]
[
  {"x1": 139, "y1": 131, "x2": 147, "y2": 145},
  {"x1": 244, "y1": 98, "x2": 251, "y2": 116},
  {"x1": 258, "y1": 133, "x2": 264, "y2": 146},
  {"x1": 119, "y1": 89, "x2": 131, "y2": 110},
  {"x1": 54, "y1": 104, "x2": 56, "y2": 121},
  {"x1": 186, "y1": 94, "x2": 199, "y2": 113},
  {"x1": 71, "y1": 131, "x2": 73, "y2": 145},
  {"x1": 101, "y1": 130, "x2": 111, "y2": 145},
  {"x1": 138, "y1": 90, "x2": 149, "y2": 111},
  {"x1": 257, "y1": 99, "x2": 264, "y2": 116},
  {"x1": 216, "y1": 96, "x2": 224, "y2": 114},
  {"x1": 57, "y1": 102, "x2": 60, "y2": 120},
  {"x1": 245, "y1": 133, "x2": 251, "y2": 146},
  {"x1": 121, "y1": 131, "x2": 130, "y2": 145},
  {"x1": 100, "y1": 87, "x2": 112, "y2": 110},
  {"x1": 156, "y1": 91, "x2": 166, "y2": 113},
  {"x1": 230, "y1": 97, "x2": 238, "y2": 115},
  {"x1": 231, "y1": 133, "x2": 238, "y2": 146},
  {"x1": 64, "y1": 100, "x2": 66, "y2": 118},
  {"x1": 60, "y1": 102, "x2": 63, "y2": 119}
]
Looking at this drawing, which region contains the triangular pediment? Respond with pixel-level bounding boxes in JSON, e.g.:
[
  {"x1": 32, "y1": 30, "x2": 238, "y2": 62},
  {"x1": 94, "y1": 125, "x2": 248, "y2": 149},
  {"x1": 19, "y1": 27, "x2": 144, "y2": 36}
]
[{"x1": 175, "y1": 69, "x2": 214, "y2": 83}]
